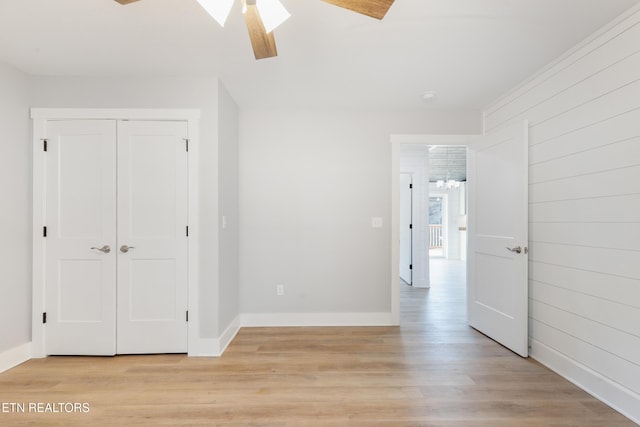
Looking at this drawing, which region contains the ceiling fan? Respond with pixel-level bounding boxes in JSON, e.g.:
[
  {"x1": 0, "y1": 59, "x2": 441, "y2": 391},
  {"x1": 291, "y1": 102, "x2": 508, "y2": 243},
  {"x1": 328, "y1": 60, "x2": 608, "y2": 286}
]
[{"x1": 114, "y1": 0, "x2": 395, "y2": 60}]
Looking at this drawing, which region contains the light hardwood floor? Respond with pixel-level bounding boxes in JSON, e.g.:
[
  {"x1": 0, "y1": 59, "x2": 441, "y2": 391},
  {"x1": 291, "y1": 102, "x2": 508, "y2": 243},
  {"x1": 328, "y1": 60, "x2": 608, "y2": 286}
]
[{"x1": 0, "y1": 260, "x2": 636, "y2": 426}]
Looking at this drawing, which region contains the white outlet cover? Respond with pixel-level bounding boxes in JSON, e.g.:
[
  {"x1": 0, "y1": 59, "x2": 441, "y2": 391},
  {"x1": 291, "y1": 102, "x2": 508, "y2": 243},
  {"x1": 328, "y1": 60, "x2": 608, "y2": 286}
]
[{"x1": 371, "y1": 217, "x2": 383, "y2": 228}]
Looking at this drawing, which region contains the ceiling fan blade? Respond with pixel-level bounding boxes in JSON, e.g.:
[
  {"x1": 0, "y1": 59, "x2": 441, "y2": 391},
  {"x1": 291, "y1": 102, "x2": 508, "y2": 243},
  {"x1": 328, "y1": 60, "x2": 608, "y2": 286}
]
[
  {"x1": 321, "y1": 0, "x2": 395, "y2": 19},
  {"x1": 244, "y1": 4, "x2": 278, "y2": 60},
  {"x1": 114, "y1": 0, "x2": 142, "y2": 4}
]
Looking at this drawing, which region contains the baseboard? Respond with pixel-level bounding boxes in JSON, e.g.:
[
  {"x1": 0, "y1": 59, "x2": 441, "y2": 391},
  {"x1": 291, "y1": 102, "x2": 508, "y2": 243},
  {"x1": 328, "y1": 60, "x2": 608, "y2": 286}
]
[
  {"x1": 188, "y1": 334, "x2": 222, "y2": 357},
  {"x1": 530, "y1": 338, "x2": 640, "y2": 425},
  {"x1": 0, "y1": 342, "x2": 31, "y2": 373},
  {"x1": 241, "y1": 312, "x2": 393, "y2": 327}
]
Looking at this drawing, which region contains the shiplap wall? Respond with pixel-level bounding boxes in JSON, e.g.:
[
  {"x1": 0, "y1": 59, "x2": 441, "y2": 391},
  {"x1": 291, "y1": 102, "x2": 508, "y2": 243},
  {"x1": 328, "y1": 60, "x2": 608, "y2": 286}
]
[{"x1": 483, "y1": 5, "x2": 640, "y2": 423}]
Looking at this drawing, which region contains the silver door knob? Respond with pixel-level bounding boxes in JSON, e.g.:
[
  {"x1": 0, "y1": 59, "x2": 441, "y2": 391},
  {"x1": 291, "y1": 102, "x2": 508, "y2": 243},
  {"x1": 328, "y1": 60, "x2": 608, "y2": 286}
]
[
  {"x1": 91, "y1": 245, "x2": 111, "y2": 254},
  {"x1": 506, "y1": 246, "x2": 522, "y2": 254},
  {"x1": 120, "y1": 245, "x2": 135, "y2": 253}
]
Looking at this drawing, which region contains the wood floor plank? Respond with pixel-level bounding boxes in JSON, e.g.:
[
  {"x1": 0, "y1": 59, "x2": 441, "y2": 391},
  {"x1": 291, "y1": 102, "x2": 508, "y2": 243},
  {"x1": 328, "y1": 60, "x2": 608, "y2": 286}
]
[{"x1": 0, "y1": 260, "x2": 635, "y2": 426}]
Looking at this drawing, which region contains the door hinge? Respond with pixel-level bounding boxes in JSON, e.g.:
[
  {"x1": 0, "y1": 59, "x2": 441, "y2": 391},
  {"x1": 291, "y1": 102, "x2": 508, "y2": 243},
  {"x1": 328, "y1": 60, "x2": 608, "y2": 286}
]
[
  {"x1": 409, "y1": 183, "x2": 413, "y2": 189},
  {"x1": 43, "y1": 226, "x2": 47, "y2": 237},
  {"x1": 186, "y1": 311, "x2": 189, "y2": 322},
  {"x1": 42, "y1": 139, "x2": 48, "y2": 152},
  {"x1": 186, "y1": 226, "x2": 189, "y2": 237},
  {"x1": 183, "y1": 138, "x2": 189, "y2": 152},
  {"x1": 42, "y1": 312, "x2": 47, "y2": 324},
  {"x1": 409, "y1": 264, "x2": 413, "y2": 270},
  {"x1": 409, "y1": 224, "x2": 413, "y2": 229}
]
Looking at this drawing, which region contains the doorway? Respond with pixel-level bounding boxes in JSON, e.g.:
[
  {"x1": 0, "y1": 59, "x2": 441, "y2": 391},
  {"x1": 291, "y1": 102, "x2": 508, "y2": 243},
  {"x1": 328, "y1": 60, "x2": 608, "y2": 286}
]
[
  {"x1": 398, "y1": 143, "x2": 468, "y2": 291},
  {"x1": 391, "y1": 135, "x2": 477, "y2": 324},
  {"x1": 390, "y1": 123, "x2": 529, "y2": 358}
]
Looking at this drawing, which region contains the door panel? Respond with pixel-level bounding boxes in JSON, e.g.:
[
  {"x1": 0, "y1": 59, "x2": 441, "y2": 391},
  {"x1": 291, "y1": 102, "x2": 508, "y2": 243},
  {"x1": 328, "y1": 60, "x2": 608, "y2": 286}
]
[
  {"x1": 467, "y1": 121, "x2": 529, "y2": 357},
  {"x1": 117, "y1": 121, "x2": 189, "y2": 354},
  {"x1": 129, "y1": 260, "x2": 177, "y2": 320},
  {"x1": 399, "y1": 174, "x2": 413, "y2": 284},
  {"x1": 58, "y1": 260, "x2": 104, "y2": 322},
  {"x1": 45, "y1": 120, "x2": 117, "y2": 356}
]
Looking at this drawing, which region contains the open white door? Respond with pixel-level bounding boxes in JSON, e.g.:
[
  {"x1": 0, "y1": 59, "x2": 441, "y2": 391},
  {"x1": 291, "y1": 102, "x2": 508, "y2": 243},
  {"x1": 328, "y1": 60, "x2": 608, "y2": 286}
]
[
  {"x1": 116, "y1": 121, "x2": 189, "y2": 354},
  {"x1": 399, "y1": 174, "x2": 413, "y2": 284},
  {"x1": 467, "y1": 121, "x2": 529, "y2": 357},
  {"x1": 45, "y1": 120, "x2": 117, "y2": 355}
]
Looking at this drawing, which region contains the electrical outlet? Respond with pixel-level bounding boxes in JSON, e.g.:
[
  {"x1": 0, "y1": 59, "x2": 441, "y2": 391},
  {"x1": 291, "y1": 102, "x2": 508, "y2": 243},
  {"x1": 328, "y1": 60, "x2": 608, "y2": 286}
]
[{"x1": 276, "y1": 284, "x2": 284, "y2": 296}]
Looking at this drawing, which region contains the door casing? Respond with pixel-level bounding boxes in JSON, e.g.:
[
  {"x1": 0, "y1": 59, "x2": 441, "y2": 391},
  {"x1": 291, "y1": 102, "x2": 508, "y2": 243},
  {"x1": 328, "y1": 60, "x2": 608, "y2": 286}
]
[{"x1": 31, "y1": 108, "x2": 200, "y2": 358}]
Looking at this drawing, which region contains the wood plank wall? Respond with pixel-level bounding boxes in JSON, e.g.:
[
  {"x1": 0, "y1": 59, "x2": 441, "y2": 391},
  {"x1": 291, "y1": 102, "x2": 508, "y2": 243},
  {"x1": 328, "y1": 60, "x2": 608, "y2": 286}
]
[{"x1": 482, "y1": 5, "x2": 640, "y2": 423}]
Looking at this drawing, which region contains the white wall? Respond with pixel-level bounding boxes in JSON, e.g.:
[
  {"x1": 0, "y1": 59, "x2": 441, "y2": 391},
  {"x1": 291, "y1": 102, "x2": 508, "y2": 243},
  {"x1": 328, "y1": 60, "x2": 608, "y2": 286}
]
[
  {"x1": 30, "y1": 75, "x2": 238, "y2": 342},
  {"x1": 0, "y1": 62, "x2": 31, "y2": 354},
  {"x1": 483, "y1": 4, "x2": 640, "y2": 423},
  {"x1": 239, "y1": 108, "x2": 480, "y2": 323},
  {"x1": 217, "y1": 81, "x2": 240, "y2": 333}
]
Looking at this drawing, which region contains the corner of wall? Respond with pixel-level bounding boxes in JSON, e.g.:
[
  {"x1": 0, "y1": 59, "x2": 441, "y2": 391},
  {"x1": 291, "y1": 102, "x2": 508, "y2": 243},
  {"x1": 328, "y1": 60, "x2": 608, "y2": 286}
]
[
  {"x1": 188, "y1": 315, "x2": 241, "y2": 357},
  {"x1": 216, "y1": 78, "x2": 240, "y2": 338}
]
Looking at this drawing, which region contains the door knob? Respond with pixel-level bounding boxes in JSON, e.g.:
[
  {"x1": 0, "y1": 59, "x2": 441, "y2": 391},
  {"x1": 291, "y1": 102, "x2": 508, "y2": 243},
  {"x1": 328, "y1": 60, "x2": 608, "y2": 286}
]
[
  {"x1": 506, "y1": 246, "x2": 522, "y2": 254},
  {"x1": 120, "y1": 245, "x2": 135, "y2": 253},
  {"x1": 91, "y1": 245, "x2": 111, "y2": 254}
]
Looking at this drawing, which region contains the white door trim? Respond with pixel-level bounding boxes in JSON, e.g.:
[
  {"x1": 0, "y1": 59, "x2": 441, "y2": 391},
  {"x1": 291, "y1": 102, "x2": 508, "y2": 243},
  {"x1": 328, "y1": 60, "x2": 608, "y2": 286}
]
[
  {"x1": 31, "y1": 108, "x2": 201, "y2": 358},
  {"x1": 390, "y1": 134, "x2": 480, "y2": 325}
]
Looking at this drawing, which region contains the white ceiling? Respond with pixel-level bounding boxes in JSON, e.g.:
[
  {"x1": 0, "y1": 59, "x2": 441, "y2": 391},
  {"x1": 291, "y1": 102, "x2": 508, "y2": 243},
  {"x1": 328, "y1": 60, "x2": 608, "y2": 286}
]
[{"x1": 0, "y1": 0, "x2": 637, "y2": 109}]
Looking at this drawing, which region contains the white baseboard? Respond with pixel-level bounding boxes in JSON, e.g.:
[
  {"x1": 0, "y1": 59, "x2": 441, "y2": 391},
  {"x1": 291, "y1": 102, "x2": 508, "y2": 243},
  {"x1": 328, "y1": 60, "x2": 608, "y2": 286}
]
[
  {"x1": 0, "y1": 342, "x2": 31, "y2": 373},
  {"x1": 188, "y1": 337, "x2": 221, "y2": 357},
  {"x1": 188, "y1": 315, "x2": 241, "y2": 357},
  {"x1": 530, "y1": 339, "x2": 640, "y2": 425},
  {"x1": 241, "y1": 312, "x2": 393, "y2": 327}
]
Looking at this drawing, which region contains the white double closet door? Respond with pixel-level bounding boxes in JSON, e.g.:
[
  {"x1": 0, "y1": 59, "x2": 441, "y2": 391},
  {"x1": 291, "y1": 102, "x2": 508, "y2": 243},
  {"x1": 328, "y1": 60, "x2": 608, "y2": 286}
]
[{"x1": 44, "y1": 119, "x2": 188, "y2": 355}]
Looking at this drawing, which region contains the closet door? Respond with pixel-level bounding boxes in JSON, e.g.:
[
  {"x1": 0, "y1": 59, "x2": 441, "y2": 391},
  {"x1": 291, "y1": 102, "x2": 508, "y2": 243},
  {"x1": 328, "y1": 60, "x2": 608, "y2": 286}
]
[
  {"x1": 45, "y1": 120, "x2": 117, "y2": 355},
  {"x1": 116, "y1": 121, "x2": 189, "y2": 354}
]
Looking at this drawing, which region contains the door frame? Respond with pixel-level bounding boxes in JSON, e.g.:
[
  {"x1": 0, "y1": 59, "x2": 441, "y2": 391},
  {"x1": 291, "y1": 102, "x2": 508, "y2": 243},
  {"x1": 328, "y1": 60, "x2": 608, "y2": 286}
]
[
  {"x1": 390, "y1": 134, "x2": 479, "y2": 325},
  {"x1": 31, "y1": 108, "x2": 200, "y2": 357}
]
